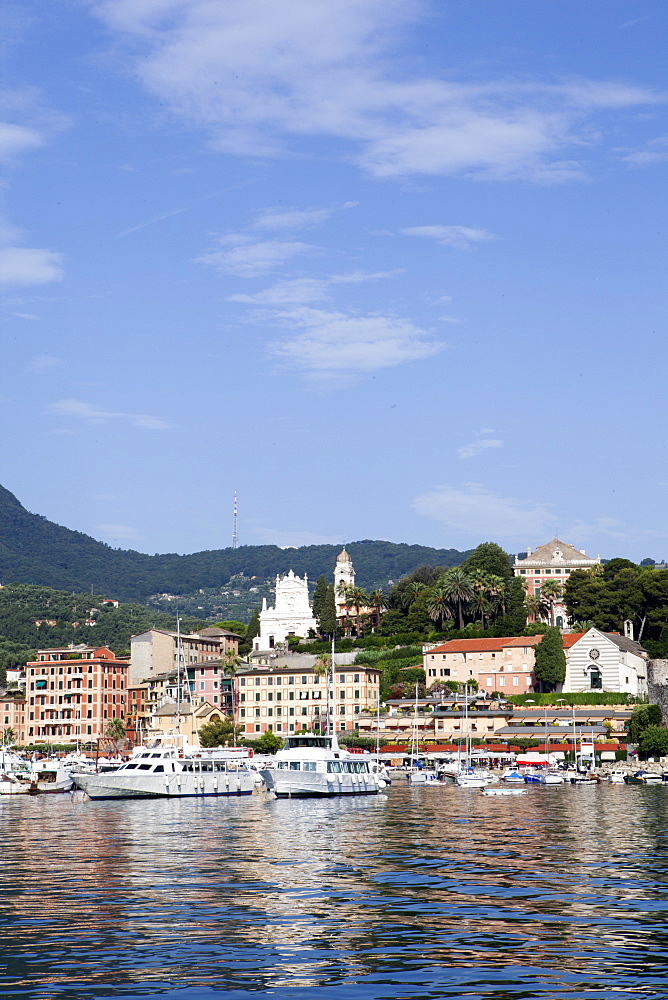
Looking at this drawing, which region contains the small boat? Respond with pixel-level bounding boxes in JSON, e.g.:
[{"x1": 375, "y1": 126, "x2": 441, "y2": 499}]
[
  {"x1": 606, "y1": 770, "x2": 627, "y2": 784},
  {"x1": 259, "y1": 733, "x2": 384, "y2": 798},
  {"x1": 537, "y1": 769, "x2": 565, "y2": 785},
  {"x1": 455, "y1": 768, "x2": 495, "y2": 788},
  {"x1": 523, "y1": 769, "x2": 544, "y2": 784},
  {"x1": 409, "y1": 769, "x2": 439, "y2": 784},
  {"x1": 570, "y1": 772, "x2": 600, "y2": 784},
  {"x1": 501, "y1": 769, "x2": 525, "y2": 784},
  {"x1": 624, "y1": 769, "x2": 662, "y2": 785},
  {"x1": 482, "y1": 787, "x2": 527, "y2": 796},
  {"x1": 0, "y1": 750, "x2": 73, "y2": 794},
  {"x1": 73, "y1": 745, "x2": 256, "y2": 799}
]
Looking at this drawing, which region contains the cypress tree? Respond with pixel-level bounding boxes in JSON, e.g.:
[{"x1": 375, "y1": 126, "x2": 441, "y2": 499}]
[
  {"x1": 245, "y1": 606, "x2": 261, "y2": 643},
  {"x1": 318, "y1": 584, "x2": 337, "y2": 638},
  {"x1": 312, "y1": 575, "x2": 328, "y2": 624},
  {"x1": 533, "y1": 626, "x2": 566, "y2": 692}
]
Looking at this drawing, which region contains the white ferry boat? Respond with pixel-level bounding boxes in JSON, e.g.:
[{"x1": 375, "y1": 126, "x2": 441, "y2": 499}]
[
  {"x1": 259, "y1": 734, "x2": 386, "y2": 798},
  {"x1": 72, "y1": 746, "x2": 256, "y2": 799}
]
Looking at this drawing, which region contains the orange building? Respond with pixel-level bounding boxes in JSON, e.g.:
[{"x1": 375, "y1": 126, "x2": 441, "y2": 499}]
[{"x1": 25, "y1": 645, "x2": 128, "y2": 743}]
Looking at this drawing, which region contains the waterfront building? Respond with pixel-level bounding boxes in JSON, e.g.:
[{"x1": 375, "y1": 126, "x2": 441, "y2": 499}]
[
  {"x1": 422, "y1": 636, "x2": 542, "y2": 694},
  {"x1": 186, "y1": 659, "x2": 234, "y2": 712},
  {"x1": 1, "y1": 693, "x2": 28, "y2": 744},
  {"x1": 563, "y1": 628, "x2": 648, "y2": 696},
  {"x1": 129, "y1": 627, "x2": 240, "y2": 685},
  {"x1": 25, "y1": 645, "x2": 128, "y2": 743},
  {"x1": 254, "y1": 570, "x2": 317, "y2": 650},
  {"x1": 234, "y1": 663, "x2": 381, "y2": 738},
  {"x1": 513, "y1": 539, "x2": 601, "y2": 628}
]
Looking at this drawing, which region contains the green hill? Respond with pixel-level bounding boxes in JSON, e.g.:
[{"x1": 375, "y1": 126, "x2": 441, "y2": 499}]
[{"x1": 0, "y1": 484, "x2": 470, "y2": 604}]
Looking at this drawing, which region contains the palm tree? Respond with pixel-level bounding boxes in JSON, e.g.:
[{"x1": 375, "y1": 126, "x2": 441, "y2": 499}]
[
  {"x1": 470, "y1": 590, "x2": 492, "y2": 628},
  {"x1": 426, "y1": 585, "x2": 453, "y2": 630},
  {"x1": 540, "y1": 580, "x2": 563, "y2": 627},
  {"x1": 440, "y1": 568, "x2": 472, "y2": 629},
  {"x1": 369, "y1": 589, "x2": 388, "y2": 629},
  {"x1": 349, "y1": 586, "x2": 369, "y2": 637},
  {"x1": 313, "y1": 653, "x2": 331, "y2": 676},
  {"x1": 402, "y1": 581, "x2": 426, "y2": 609},
  {"x1": 486, "y1": 574, "x2": 507, "y2": 616},
  {"x1": 571, "y1": 619, "x2": 596, "y2": 632}
]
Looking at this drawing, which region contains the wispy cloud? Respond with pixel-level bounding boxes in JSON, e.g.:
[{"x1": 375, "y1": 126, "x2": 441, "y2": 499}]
[
  {"x1": 616, "y1": 134, "x2": 668, "y2": 167},
  {"x1": 95, "y1": 523, "x2": 144, "y2": 543},
  {"x1": 228, "y1": 277, "x2": 329, "y2": 305},
  {"x1": 252, "y1": 201, "x2": 358, "y2": 230},
  {"x1": 0, "y1": 121, "x2": 44, "y2": 163},
  {"x1": 0, "y1": 247, "x2": 65, "y2": 286},
  {"x1": 268, "y1": 306, "x2": 444, "y2": 382},
  {"x1": 458, "y1": 437, "x2": 503, "y2": 459},
  {"x1": 195, "y1": 237, "x2": 316, "y2": 277},
  {"x1": 414, "y1": 483, "x2": 556, "y2": 541},
  {"x1": 116, "y1": 207, "x2": 187, "y2": 238},
  {"x1": 91, "y1": 1, "x2": 663, "y2": 182},
  {"x1": 401, "y1": 225, "x2": 496, "y2": 249},
  {"x1": 50, "y1": 398, "x2": 171, "y2": 429},
  {"x1": 29, "y1": 354, "x2": 63, "y2": 373}
]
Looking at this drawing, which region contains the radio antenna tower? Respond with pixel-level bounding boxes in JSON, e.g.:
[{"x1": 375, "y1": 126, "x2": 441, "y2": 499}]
[{"x1": 232, "y1": 491, "x2": 238, "y2": 549}]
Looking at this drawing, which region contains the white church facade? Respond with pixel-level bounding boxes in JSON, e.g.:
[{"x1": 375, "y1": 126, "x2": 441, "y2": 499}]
[{"x1": 254, "y1": 570, "x2": 317, "y2": 651}]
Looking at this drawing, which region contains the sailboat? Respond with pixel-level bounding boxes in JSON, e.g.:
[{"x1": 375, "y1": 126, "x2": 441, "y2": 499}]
[{"x1": 455, "y1": 686, "x2": 495, "y2": 788}]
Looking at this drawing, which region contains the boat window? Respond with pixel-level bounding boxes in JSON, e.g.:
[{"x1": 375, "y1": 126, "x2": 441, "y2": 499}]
[
  {"x1": 303, "y1": 762, "x2": 316, "y2": 771},
  {"x1": 289, "y1": 762, "x2": 301, "y2": 770},
  {"x1": 327, "y1": 761, "x2": 342, "y2": 773},
  {"x1": 154, "y1": 765, "x2": 164, "y2": 772},
  {"x1": 122, "y1": 763, "x2": 138, "y2": 770},
  {"x1": 150, "y1": 753, "x2": 162, "y2": 758},
  {"x1": 138, "y1": 764, "x2": 152, "y2": 770}
]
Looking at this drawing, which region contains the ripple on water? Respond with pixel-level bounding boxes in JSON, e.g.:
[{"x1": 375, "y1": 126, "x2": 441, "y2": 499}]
[{"x1": 1, "y1": 784, "x2": 667, "y2": 999}]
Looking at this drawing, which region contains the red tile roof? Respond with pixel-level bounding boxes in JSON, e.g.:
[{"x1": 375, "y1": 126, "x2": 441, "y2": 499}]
[{"x1": 427, "y1": 632, "x2": 587, "y2": 655}]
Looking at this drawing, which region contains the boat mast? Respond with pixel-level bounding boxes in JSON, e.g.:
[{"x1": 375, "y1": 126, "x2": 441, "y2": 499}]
[
  {"x1": 328, "y1": 631, "x2": 335, "y2": 737},
  {"x1": 176, "y1": 615, "x2": 182, "y2": 737}
]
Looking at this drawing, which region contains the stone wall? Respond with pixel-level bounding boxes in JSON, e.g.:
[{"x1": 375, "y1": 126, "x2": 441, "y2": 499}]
[{"x1": 647, "y1": 659, "x2": 668, "y2": 724}]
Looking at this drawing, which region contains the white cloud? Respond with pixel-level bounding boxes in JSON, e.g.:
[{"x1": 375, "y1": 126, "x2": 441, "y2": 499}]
[
  {"x1": 330, "y1": 269, "x2": 402, "y2": 284},
  {"x1": 268, "y1": 306, "x2": 443, "y2": 381},
  {"x1": 228, "y1": 277, "x2": 328, "y2": 305},
  {"x1": 0, "y1": 247, "x2": 65, "y2": 286},
  {"x1": 0, "y1": 122, "x2": 44, "y2": 163},
  {"x1": 616, "y1": 134, "x2": 668, "y2": 167},
  {"x1": 402, "y1": 225, "x2": 495, "y2": 249},
  {"x1": 29, "y1": 354, "x2": 63, "y2": 373},
  {"x1": 90, "y1": 1, "x2": 662, "y2": 182},
  {"x1": 95, "y1": 523, "x2": 144, "y2": 543},
  {"x1": 414, "y1": 483, "x2": 556, "y2": 541},
  {"x1": 50, "y1": 398, "x2": 171, "y2": 430},
  {"x1": 252, "y1": 201, "x2": 358, "y2": 230},
  {"x1": 457, "y1": 438, "x2": 503, "y2": 460},
  {"x1": 195, "y1": 238, "x2": 315, "y2": 277}
]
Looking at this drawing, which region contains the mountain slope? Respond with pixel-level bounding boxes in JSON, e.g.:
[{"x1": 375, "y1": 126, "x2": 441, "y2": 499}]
[{"x1": 0, "y1": 484, "x2": 471, "y2": 600}]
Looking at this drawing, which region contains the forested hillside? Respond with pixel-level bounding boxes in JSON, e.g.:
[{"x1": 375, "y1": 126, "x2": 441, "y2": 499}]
[
  {"x1": 0, "y1": 583, "x2": 209, "y2": 672},
  {"x1": 0, "y1": 484, "x2": 470, "y2": 601}
]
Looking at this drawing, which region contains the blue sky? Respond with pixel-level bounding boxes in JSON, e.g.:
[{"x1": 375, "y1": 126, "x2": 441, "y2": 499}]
[{"x1": 1, "y1": 0, "x2": 666, "y2": 562}]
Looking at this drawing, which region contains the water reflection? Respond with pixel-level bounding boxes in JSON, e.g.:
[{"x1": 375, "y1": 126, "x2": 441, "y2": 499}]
[{"x1": 0, "y1": 783, "x2": 667, "y2": 999}]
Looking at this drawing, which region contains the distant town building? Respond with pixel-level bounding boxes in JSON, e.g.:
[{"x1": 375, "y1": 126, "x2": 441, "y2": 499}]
[
  {"x1": 129, "y1": 627, "x2": 240, "y2": 685},
  {"x1": 513, "y1": 538, "x2": 601, "y2": 629},
  {"x1": 234, "y1": 663, "x2": 380, "y2": 738},
  {"x1": 25, "y1": 644, "x2": 128, "y2": 743},
  {"x1": 423, "y1": 637, "x2": 542, "y2": 694},
  {"x1": 254, "y1": 570, "x2": 317, "y2": 651}
]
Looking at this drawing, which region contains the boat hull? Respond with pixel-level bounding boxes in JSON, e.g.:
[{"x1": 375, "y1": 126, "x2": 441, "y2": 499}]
[
  {"x1": 260, "y1": 769, "x2": 379, "y2": 797},
  {"x1": 73, "y1": 771, "x2": 255, "y2": 800}
]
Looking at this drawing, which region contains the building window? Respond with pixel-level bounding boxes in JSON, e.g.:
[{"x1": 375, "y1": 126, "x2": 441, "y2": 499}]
[
  {"x1": 498, "y1": 677, "x2": 505, "y2": 686},
  {"x1": 255, "y1": 708, "x2": 261, "y2": 717},
  {"x1": 255, "y1": 725, "x2": 261, "y2": 732}
]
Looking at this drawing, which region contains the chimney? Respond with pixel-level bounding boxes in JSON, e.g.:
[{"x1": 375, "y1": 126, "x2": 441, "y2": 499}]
[{"x1": 526, "y1": 546, "x2": 532, "y2": 556}]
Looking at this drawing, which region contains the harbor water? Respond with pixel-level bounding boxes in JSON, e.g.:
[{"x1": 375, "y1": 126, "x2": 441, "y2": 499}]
[{"x1": 1, "y1": 782, "x2": 668, "y2": 1000}]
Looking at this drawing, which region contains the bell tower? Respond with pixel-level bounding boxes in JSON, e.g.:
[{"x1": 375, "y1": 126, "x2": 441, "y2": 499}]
[{"x1": 334, "y1": 547, "x2": 355, "y2": 595}]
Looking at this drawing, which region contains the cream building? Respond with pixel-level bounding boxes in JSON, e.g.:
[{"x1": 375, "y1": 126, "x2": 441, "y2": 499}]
[
  {"x1": 129, "y1": 627, "x2": 239, "y2": 685},
  {"x1": 235, "y1": 664, "x2": 381, "y2": 738},
  {"x1": 254, "y1": 570, "x2": 317, "y2": 650},
  {"x1": 423, "y1": 637, "x2": 542, "y2": 694}
]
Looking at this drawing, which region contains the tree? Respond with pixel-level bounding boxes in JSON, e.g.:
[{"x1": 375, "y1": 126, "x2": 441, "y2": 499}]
[
  {"x1": 461, "y1": 542, "x2": 512, "y2": 582},
  {"x1": 440, "y1": 568, "x2": 472, "y2": 629},
  {"x1": 533, "y1": 627, "x2": 566, "y2": 692},
  {"x1": 496, "y1": 577, "x2": 528, "y2": 636},
  {"x1": 240, "y1": 606, "x2": 261, "y2": 654},
  {"x1": 540, "y1": 580, "x2": 563, "y2": 627},
  {"x1": 401, "y1": 581, "x2": 426, "y2": 609},
  {"x1": 199, "y1": 716, "x2": 242, "y2": 747},
  {"x1": 638, "y1": 726, "x2": 668, "y2": 759},
  {"x1": 369, "y1": 589, "x2": 388, "y2": 627},
  {"x1": 105, "y1": 718, "x2": 126, "y2": 741},
  {"x1": 2, "y1": 726, "x2": 16, "y2": 744},
  {"x1": 627, "y1": 703, "x2": 663, "y2": 742},
  {"x1": 318, "y1": 584, "x2": 337, "y2": 638},
  {"x1": 426, "y1": 585, "x2": 453, "y2": 630},
  {"x1": 313, "y1": 653, "x2": 331, "y2": 676},
  {"x1": 214, "y1": 620, "x2": 246, "y2": 636},
  {"x1": 311, "y1": 575, "x2": 329, "y2": 626},
  {"x1": 253, "y1": 730, "x2": 284, "y2": 754}
]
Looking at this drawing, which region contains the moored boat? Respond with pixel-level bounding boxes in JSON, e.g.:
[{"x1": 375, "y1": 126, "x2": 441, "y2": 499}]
[
  {"x1": 624, "y1": 769, "x2": 662, "y2": 785},
  {"x1": 259, "y1": 733, "x2": 384, "y2": 798},
  {"x1": 606, "y1": 770, "x2": 627, "y2": 784},
  {"x1": 73, "y1": 746, "x2": 256, "y2": 799}
]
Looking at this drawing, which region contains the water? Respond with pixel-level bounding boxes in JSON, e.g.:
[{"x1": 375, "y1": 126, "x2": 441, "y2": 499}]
[{"x1": 2, "y1": 782, "x2": 668, "y2": 1000}]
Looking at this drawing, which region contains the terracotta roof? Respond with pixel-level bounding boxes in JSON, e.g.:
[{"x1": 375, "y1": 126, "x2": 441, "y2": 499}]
[
  {"x1": 561, "y1": 632, "x2": 587, "y2": 648},
  {"x1": 428, "y1": 638, "x2": 511, "y2": 654},
  {"x1": 501, "y1": 636, "x2": 544, "y2": 648}
]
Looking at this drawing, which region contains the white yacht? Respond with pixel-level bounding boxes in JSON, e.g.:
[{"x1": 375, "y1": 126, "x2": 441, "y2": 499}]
[
  {"x1": 72, "y1": 746, "x2": 256, "y2": 799},
  {"x1": 259, "y1": 734, "x2": 386, "y2": 798}
]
